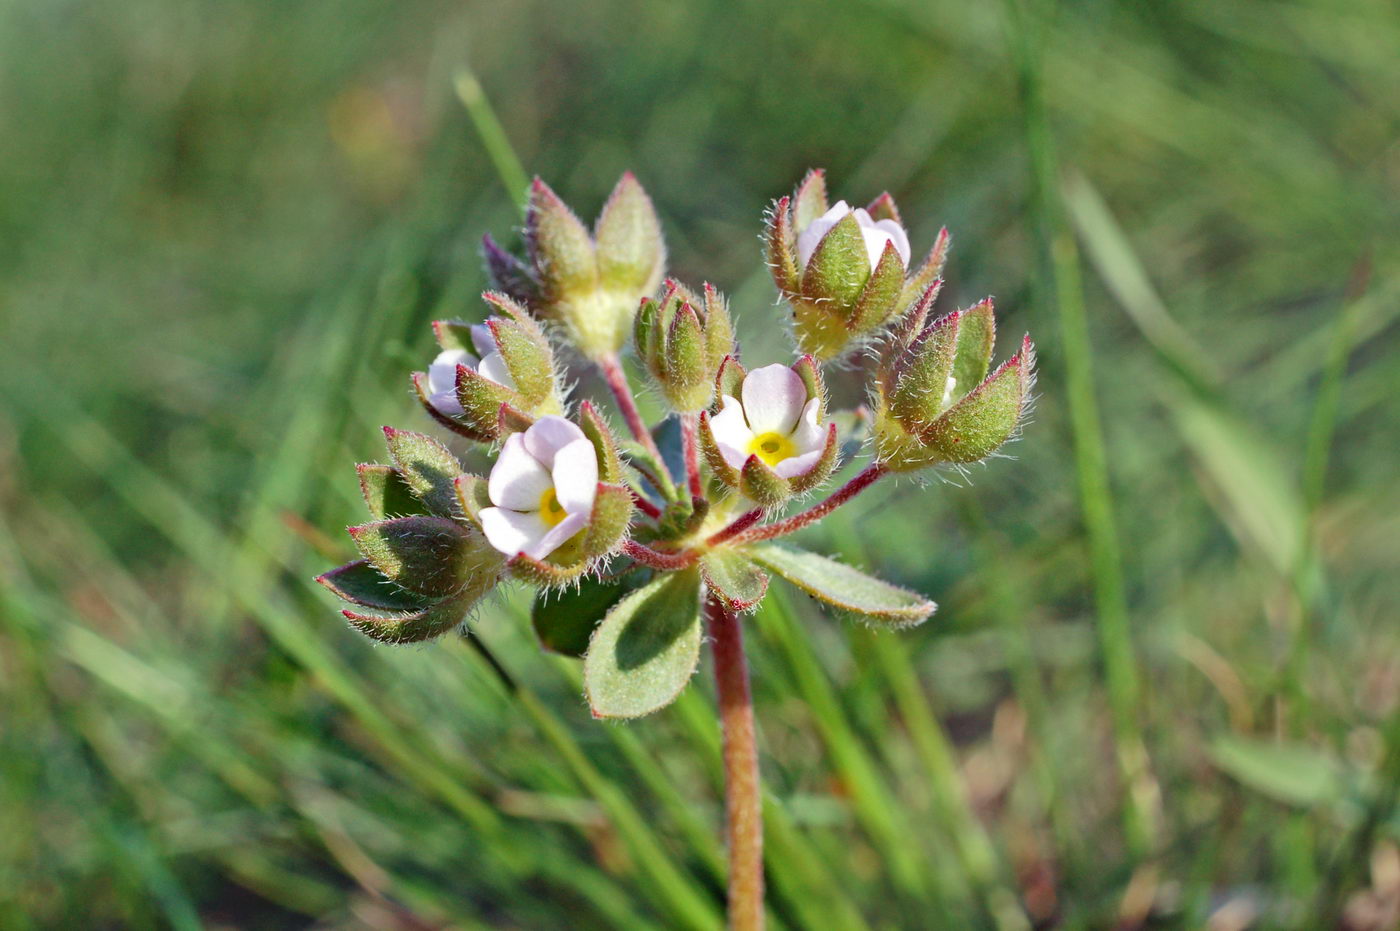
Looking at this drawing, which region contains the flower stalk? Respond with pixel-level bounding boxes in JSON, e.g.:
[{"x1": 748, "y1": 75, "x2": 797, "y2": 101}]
[{"x1": 708, "y1": 597, "x2": 765, "y2": 931}]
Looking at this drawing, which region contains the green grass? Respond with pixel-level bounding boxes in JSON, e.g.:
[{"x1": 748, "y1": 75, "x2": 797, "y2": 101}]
[{"x1": 2, "y1": 0, "x2": 1399, "y2": 927}]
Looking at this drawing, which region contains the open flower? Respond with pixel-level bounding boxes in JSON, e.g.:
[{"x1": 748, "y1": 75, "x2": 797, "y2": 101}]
[
  {"x1": 425, "y1": 324, "x2": 516, "y2": 416},
  {"x1": 796, "y1": 200, "x2": 910, "y2": 274},
  {"x1": 700, "y1": 358, "x2": 839, "y2": 507},
  {"x1": 710, "y1": 365, "x2": 825, "y2": 478},
  {"x1": 480, "y1": 416, "x2": 597, "y2": 560}
]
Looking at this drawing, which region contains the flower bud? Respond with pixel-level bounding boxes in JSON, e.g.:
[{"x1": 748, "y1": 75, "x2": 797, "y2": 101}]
[
  {"x1": 873, "y1": 294, "x2": 1035, "y2": 471},
  {"x1": 699, "y1": 357, "x2": 839, "y2": 508},
  {"x1": 412, "y1": 292, "x2": 563, "y2": 443},
  {"x1": 766, "y1": 169, "x2": 950, "y2": 361},
  {"x1": 635, "y1": 280, "x2": 735, "y2": 412},
  {"x1": 485, "y1": 173, "x2": 666, "y2": 362}
]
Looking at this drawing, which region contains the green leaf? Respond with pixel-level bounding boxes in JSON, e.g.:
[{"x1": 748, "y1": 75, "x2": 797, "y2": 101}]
[
  {"x1": 316, "y1": 560, "x2": 427, "y2": 612},
  {"x1": 1209, "y1": 736, "x2": 1351, "y2": 808},
  {"x1": 349, "y1": 515, "x2": 489, "y2": 598},
  {"x1": 700, "y1": 549, "x2": 769, "y2": 613},
  {"x1": 532, "y1": 573, "x2": 640, "y2": 657},
  {"x1": 749, "y1": 544, "x2": 935, "y2": 627},
  {"x1": 356, "y1": 464, "x2": 426, "y2": 520},
  {"x1": 383, "y1": 427, "x2": 463, "y2": 517},
  {"x1": 584, "y1": 567, "x2": 703, "y2": 719}
]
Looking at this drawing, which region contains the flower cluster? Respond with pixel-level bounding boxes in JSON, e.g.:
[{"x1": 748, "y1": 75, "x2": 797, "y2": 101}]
[{"x1": 318, "y1": 170, "x2": 1034, "y2": 719}]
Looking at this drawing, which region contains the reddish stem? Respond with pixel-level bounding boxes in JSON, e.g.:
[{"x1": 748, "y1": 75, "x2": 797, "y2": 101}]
[
  {"x1": 708, "y1": 597, "x2": 765, "y2": 931},
  {"x1": 629, "y1": 489, "x2": 663, "y2": 520},
  {"x1": 731, "y1": 462, "x2": 889, "y2": 545},
  {"x1": 681, "y1": 412, "x2": 704, "y2": 498},
  {"x1": 705, "y1": 508, "x2": 764, "y2": 547},
  {"x1": 599, "y1": 353, "x2": 664, "y2": 465},
  {"x1": 621, "y1": 539, "x2": 697, "y2": 570}
]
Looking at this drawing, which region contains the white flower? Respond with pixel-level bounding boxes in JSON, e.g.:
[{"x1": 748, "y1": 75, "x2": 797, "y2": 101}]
[
  {"x1": 426, "y1": 324, "x2": 516, "y2": 416},
  {"x1": 480, "y1": 416, "x2": 597, "y2": 560},
  {"x1": 709, "y1": 364, "x2": 825, "y2": 479},
  {"x1": 795, "y1": 200, "x2": 911, "y2": 273}
]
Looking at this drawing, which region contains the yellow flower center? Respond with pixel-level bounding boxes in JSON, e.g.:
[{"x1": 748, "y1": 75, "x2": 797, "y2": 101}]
[
  {"x1": 537, "y1": 487, "x2": 568, "y2": 527},
  {"x1": 747, "y1": 431, "x2": 795, "y2": 467}
]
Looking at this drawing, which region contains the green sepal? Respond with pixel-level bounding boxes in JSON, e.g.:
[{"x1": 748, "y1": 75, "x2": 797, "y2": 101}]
[
  {"x1": 411, "y1": 372, "x2": 492, "y2": 444},
  {"x1": 786, "y1": 423, "x2": 840, "y2": 496},
  {"x1": 791, "y1": 168, "x2": 829, "y2": 232},
  {"x1": 865, "y1": 192, "x2": 902, "y2": 225},
  {"x1": 619, "y1": 439, "x2": 678, "y2": 501},
  {"x1": 343, "y1": 581, "x2": 491, "y2": 645},
  {"x1": 700, "y1": 549, "x2": 769, "y2": 613},
  {"x1": 583, "y1": 567, "x2": 704, "y2": 719},
  {"x1": 452, "y1": 474, "x2": 491, "y2": 529},
  {"x1": 579, "y1": 401, "x2": 625, "y2": 485},
  {"x1": 897, "y1": 226, "x2": 951, "y2": 312},
  {"x1": 594, "y1": 171, "x2": 665, "y2": 296},
  {"x1": 739, "y1": 455, "x2": 792, "y2": 509},
  {"x1": 715, "y1": 355, "x2": 747, "y2": 402},
  {"x1": 525, "y1": 177, "x2": 598, "y2": 303},
  {"x1": 455, "y1": 365, "x2": 522, "y2": 442},
  {"x1": 950, "y1": 298, "x2": 996, "y2": 399},
  {"x1": 697, "y1": 410, "x2": 741, "y2": 488},
  {"x1": 800, "y1": 212, "x2": 870, "y2": 311},
  {"x1": 488, "y1": 316, "x2": 554, "y2": 405},
  {"x1": 357, "y1": 464, "x2": 426, "y2": 520},
  {"x1": 316, "y1": 559, "x2": 427, "y2": 612},
  {"x1": 432, "y1": 319, "x2": 479, "y2": 353},
  {"x1": 749, "y1": 544, "x2": 936, "y2": 627},
  {"x1": 508, "y1": 552, "x2": 591, "y2": 588},
  {"x1": 662, "y1": 300, "x2": 709, "y2": 410},
  {"x1": 348, "y1": 515, "x2": 492, "y2": 598},
  {"x1": 633, "y1": 296, "x2": 660, "y2": 364},
  {"x1": 383, "y1": 426, "x2": 463, "y2": 518},
  {"x1": 532, "y1": 572, "x2": 640, "y2": 657},
  {"x1": 886, "y1": 280, "x2": 944, "y2": 369},
  {"x1": 889, "y1": 310, "x2": 959, "y2": 429},
  {"x1": 496, "y1": 402, "x2": 535, "y2": 439},
  {"x1": 790, "y1": 355, "x2": 826, "y2": 414},
  {"x1": 915, "y1": 336, "x2": 1033, "y2": 465},
  {"x1": 849, "y1": 240, "x2": 907, "y2": 335},
  {"x1": 579, "y1": 483, "x2": 636, "y2": 561},
  {"x1": 701, "y1": 283, "x2": 735, "y2": 370},
  {"x1": 765, "y1": 196, "x2": 800, "y2": 295}
]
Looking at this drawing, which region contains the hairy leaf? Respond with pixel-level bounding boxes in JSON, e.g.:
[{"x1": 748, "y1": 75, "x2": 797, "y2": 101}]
[{"x1": 749, "y1": 544, "x2": 935, "y2": 627}]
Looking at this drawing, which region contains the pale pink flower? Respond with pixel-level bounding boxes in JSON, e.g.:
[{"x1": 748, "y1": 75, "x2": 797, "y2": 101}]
[
  {"x1": 426, "y1": 324, "x2": 516, "y2": 416},
  {"x1": 795, "y1": 200, "x2": 911, "y2": 273},
  {"x1": 480, "y1": 416, "x2": 597, "y2": 559},
  {"x1": 709, "y1": 364, "x2": 825, "y2": 479}
]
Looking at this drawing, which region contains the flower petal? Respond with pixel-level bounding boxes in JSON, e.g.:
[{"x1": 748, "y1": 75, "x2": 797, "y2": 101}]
[
  {"x1": 789, "y1": 398, "x2": 824, "y2": 454},
  {"x1": 873, "y1": 218, "x2": 911, "y2": 266},
  {"x1": 523, "y1": 416, "x2": 587, "y2": 469},
  {"x1": 795, "y1": 200, "x2": 851, "y2": 269},
  {"x1": 709, "y1": 395, "x2": 754, "y2": 470},
  {"x1": 428, "y1": 390, "x2": 463, "y2": 417},
  {"x1": 470, "y1": 323, "x2": 497, "y2": 358},
  {"x1": 742, "y1": 364, "x2": 807, "y2": 436},
  {"x1": 773, "y1": 447, "x2": 823, "y2": 479},
  {"x1": 525, "y1": 511, "x2": 588, "y2": 560},
  {"x1": 488, "y1": 434, "x2": 552, "y2": 510},
  {"x1": 481, "y1": 506, "x2": 551, "y2": 557},
  {"x1": 476, "y1": 351, "x2": 517, "y2": 389},
  {"x1": 429, "y1": 349, "x2": 477, "y2": 396},
  {"x1": 551, "y1": 438, "x2": 599, "y2": 513},
  {"x1": 860, "y1": 227, "x2": 897, "y2": 272}
]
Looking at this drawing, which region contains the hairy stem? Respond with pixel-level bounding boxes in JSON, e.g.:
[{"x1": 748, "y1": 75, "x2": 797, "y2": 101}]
[
  {"x1": 729, "y1": 462, "x2": 888, "y2": 545},
  {"x1": 708, "y1": 598, "x2": 765, "y2": 931},
  {"x1": 621, "y1": 539, "x2": 697, "y2": 570},
  {"x1": 681, "y1": 411, "x2": 704, "y2": 498},
  {"x1": 599, "y1": 353, "x2": 665, "y2": 466},
  {"x1": 705, "y1": 508, "x2": 765, "y2": 547}
]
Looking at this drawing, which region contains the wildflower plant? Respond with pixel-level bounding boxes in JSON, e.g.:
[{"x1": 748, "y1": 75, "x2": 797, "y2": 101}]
[{"x1": 317, "y1": 168, "x2": 1034, "y2": 929}]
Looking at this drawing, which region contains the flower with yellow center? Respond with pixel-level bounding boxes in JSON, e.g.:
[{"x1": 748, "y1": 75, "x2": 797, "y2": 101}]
[
  {"x1": 709, "y1": 364, "x2": 826, "y2": 479},
  {"x1": 481, "y1": 416, "x2": 597, "y2": 559}
]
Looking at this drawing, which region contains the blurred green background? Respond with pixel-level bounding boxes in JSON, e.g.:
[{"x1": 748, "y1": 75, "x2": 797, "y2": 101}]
[{"x1": 2, "y1": 0, "x2": 1398, "y2": 927}]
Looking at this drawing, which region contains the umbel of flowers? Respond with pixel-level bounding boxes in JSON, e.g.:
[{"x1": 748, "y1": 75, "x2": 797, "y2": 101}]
[{"x1": 316, "y1": 168, "x2": 1034, "y2": 931}]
